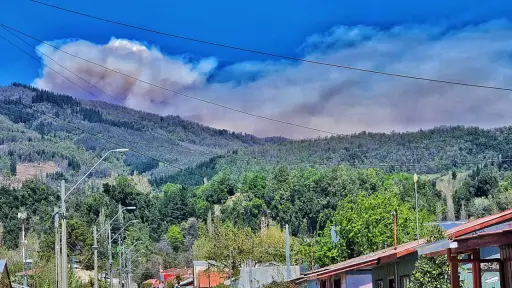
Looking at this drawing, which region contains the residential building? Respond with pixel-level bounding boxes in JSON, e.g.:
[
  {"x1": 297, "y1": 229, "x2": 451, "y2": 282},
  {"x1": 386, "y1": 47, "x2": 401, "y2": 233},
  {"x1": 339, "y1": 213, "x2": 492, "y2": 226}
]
[
  {"x1": 418, "y1": 208, "x2": 512, "y2": 288},
  {"x1": 296, "y1": 208, "x2": 512, "y2": 288},
  {"x1": 193, "y1": 261, "x2": 228, "y2": 288},
  {"x1": 294, "y1": 240, "x2": 423, "y2": 288},
  {"x1": 160, "y1": 268, "x2": 193, "y2": 285}
]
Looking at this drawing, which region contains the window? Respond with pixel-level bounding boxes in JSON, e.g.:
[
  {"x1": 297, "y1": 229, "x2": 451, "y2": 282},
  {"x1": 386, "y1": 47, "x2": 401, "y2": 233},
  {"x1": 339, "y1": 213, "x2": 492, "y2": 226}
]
[
  {"x1": 333, "y1": 276, "x2": 341, "y2": 288},
  {"x1": 389, "y1": 277, "x2": 396, "y2": 288},
  {"x1": 375, "y1": 280, "x2": 383, "y2": 288},
  {"x1": 400, "y1": 275, "x2": 410, "y2": 288}
]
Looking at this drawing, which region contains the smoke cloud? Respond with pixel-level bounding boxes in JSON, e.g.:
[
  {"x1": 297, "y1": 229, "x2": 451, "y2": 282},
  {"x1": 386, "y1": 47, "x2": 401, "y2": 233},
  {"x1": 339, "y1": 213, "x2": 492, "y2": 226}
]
[{"x1": 33, "y1": 20, "x2": 512, "y2": 138}]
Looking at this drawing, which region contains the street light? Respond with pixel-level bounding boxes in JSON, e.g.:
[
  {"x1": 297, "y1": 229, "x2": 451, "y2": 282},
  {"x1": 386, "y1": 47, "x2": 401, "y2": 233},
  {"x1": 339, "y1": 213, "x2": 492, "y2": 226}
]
[
  {"x1": 414, "y1": 173, "x2": 419, "y2": 241},
  {"x1": 60, "y1": 148, "x2": 128, "y2": 288},
  {"x1": 94, "y1": 206, "x2": 136, "y2": 288}
]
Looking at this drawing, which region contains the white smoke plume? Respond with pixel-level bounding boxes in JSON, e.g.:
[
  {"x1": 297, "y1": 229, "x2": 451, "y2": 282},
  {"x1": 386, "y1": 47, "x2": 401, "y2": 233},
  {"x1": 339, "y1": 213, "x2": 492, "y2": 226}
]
[{"x1": 33, "y1": 20, "x2": 512, "y2": 138}]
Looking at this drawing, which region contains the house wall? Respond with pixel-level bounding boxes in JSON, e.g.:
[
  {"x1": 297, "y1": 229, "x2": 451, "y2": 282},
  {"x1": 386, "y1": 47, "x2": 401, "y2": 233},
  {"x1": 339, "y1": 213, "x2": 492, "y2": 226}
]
[
  {"x1": 345, "y1": 271, "x2": 372, "y2": 288},
  {"x1": 371, "y1": 253, "x2": 418, "y2": 288},
  {"x1": 303, "y1": 279, "x2": 319, "y2": 288},
  {"x1": 304, "y1": 271, "x2": 371, "y2": 288}
]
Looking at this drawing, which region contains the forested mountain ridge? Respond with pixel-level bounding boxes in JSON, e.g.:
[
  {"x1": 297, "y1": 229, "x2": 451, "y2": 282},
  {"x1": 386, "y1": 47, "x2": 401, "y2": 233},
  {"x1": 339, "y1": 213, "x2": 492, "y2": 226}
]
[
  {"x1": 169, "y1": 125, "x2": 512, "y2": 185},
  {"x1": 3, "y1": 83, "x2": 512, "y2": 285},
  {"x1": 2, "y1": 82, "x2": 512, "y2": 188},
  {"x1": 0, "y1": 83, "x2": 283, "y2": 186}
]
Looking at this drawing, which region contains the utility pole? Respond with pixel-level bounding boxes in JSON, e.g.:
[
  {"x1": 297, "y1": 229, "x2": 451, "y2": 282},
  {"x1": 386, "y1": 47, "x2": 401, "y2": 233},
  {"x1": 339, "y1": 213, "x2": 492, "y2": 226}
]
[
  {"x1": 109, "y1": 223, "x2": 113, "y2": 288},
  {"x1": 285, "y1": 224, "x2": 291, "y2": 281},
  {"x1": 54, "y1": 207, "x2": 60, "y2": 288},
  {"x1": 414, "y1": 173, "x2": 419, "y2": 241},
  {"x1": 93, "y1": 226, "x2": 98, "y2": 288},
  {"x1": 118, "y1": 236, "x2": 123, "y2": 288},
  {"x1": 58, "y1": 150, "x2": 129, "y2": 288},
  {"x1": 18, "y1": 210, "x2": 28, "y2": 288},
  {"x1": 118, "y1": 204, "x2": 123, "y2": 288},
  {"x1": 127, "y1": 250, "x2": 132, "y2": 288},
  {"x1": 61, "y1": 180, "x2": 68, "y2": 288}
]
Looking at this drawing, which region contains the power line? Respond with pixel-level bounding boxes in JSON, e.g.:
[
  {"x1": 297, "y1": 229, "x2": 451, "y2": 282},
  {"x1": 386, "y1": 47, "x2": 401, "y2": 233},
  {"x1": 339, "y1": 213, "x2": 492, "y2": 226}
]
[
  {"x1": 0, "y1": 23, "x2": 346, "y2": 137},
  {"x1": 29, "y1": 0, "x2": 512, "y2": 92},
  {"x1": 0, "y1": 102, "x2": 508, "y2": 179},
  {"x1": 1, "y1": 31, "x2": 508, "y2": 173}
]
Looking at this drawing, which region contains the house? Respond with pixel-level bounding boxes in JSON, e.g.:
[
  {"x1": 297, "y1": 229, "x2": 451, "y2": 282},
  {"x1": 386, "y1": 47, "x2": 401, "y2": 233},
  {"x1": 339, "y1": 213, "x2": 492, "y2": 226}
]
[
  {"x1": 0, "y1": 260, "x2": 12, "y2": 288},
  {"x1": 291, "y1": 222, "x2": 474, "y2": 288},
  {"x1": 294, "y1": 240, "x2": 424, "y2": 288},
  {"x1": 418, "y1": 208, "x2": 512, "y2": 288},
  {"x1": 193, "y1": 261, "x2": 228, "y2": 288},
  {"x1": 160, "y1": 268, "x2": 193, "y2": 285},
  {"x1": 237, "y1": 262, "x2": 301, "y2": 288},
  {"x1": 301, "y1": 209, "x2": 512, "y2": 288}
]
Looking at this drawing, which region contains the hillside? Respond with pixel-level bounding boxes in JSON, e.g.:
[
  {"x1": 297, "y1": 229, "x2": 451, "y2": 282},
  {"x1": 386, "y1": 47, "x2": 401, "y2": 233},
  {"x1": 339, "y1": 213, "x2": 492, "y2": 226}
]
[
  {"x1": 0, "y1": 83, "x2": 283, "y2": 188},
  {"x1": 169, "y1": 126, "x2": 512, "y2": 185},
  {"x1": 2, "y1": 83, "x2": 512, "y2": 188}
]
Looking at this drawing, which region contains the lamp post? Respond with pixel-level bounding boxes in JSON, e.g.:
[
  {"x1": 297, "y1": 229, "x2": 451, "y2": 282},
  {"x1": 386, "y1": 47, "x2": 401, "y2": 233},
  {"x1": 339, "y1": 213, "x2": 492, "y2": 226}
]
[
  {"x1": 61, "y1": 148, "x2": 129, "y2": 288},
  {"x1": 414, "y1": 173, "x2": 419, "y2": 241},
  {"x1": 94, "y1": 206, "x2": 136, "y2": 288}
]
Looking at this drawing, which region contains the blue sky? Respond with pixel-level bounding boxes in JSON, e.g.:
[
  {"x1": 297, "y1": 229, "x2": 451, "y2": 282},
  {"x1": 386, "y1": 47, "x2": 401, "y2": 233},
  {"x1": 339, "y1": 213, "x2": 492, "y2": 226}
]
[{"x1": 2, "y1": 0, "x2": 512, "y2": 138}]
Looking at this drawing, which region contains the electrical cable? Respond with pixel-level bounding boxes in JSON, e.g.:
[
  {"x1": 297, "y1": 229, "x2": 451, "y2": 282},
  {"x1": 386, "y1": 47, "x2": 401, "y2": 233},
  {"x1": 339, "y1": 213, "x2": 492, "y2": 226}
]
[{"x1": 29, "y1": 0, "x2": 512, "y2": 92}]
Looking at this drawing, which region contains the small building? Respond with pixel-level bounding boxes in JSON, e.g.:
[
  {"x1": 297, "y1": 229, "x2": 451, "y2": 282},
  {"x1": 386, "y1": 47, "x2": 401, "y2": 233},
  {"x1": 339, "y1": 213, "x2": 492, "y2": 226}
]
[
  {"x1": 418, "y1": 208, "x2": 512, "y2": 288},
  {"x1": 160, "y1": 268, "x2": 193, "y2": 285},
  {"x1": 293, "y1": 240, "x2": 426, "y2": 288},
  {"x1": 0, "y1": 260, "x2": 12, "y2": 288},
  {"x1": 193, "y1": 261, "x2": 228, "y2": 288}
]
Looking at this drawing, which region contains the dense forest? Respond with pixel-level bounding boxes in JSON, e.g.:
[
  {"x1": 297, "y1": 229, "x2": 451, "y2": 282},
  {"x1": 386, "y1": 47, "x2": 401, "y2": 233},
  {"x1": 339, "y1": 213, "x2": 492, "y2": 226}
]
[
  {"x1": 2, "y1": 84, "x2": 512, "y2": 188},
  {"x1": 1, "y1": 83, "x2": 512, "y2": 286}
]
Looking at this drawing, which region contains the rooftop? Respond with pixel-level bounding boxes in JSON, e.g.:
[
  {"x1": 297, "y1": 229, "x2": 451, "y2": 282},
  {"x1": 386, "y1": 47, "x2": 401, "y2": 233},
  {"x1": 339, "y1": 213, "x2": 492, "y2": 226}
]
[
  {"x1": 445, "y1": 208, "x2": 512, "y2": 239},
  {"x1": 302, "y1": 239, "x2": 425, "y2": 281}
]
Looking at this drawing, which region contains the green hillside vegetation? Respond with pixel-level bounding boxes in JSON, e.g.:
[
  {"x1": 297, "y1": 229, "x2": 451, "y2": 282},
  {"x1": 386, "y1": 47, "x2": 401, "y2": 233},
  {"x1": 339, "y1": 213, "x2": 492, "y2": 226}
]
[{"x1": 1, "y1": 84, "x2": 512, "y2": 285}]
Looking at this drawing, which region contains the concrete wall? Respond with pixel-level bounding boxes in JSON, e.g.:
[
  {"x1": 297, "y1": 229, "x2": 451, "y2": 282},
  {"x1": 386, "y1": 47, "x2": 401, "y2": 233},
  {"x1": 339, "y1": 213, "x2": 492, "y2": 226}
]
[
  {"x1": 238, "y1": 266, "x2": 300, "y2": 288},
  {"x1": 371, "y1": 253, "x2": 418, "y2": 288}
]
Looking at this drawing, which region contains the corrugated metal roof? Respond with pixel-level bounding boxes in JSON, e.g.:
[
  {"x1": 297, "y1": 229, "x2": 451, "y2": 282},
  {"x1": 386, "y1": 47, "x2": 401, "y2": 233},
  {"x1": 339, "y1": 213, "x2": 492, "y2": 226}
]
[
  {"x1": 304, "y1": 240, "x2": 425, "y2": 280},
  {"x1": 445, "y1": 208, "x2": 512, "y2": 239}
]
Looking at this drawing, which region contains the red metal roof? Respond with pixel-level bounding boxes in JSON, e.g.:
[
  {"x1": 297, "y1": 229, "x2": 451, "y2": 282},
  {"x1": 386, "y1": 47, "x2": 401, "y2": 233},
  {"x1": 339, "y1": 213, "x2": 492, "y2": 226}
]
[
  {"x1": 445, "y1": 208, "x2": 512, "y2": 239},
  {"x1": 305, "y1": 239, "x2": 425, "y2": 280},
  {"x1": 143, "y1": 279, "x2": 160, "y2": 284},
  {"x1": 451, "y1": 227, "x2": 512, "y2": 252}
]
